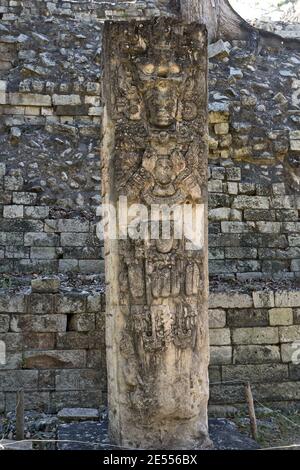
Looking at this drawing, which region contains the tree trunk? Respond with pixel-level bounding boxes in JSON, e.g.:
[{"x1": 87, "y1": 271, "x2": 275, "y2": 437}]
[
  {"x1": 178, "y1": 0, "x2": 300, "y2": 50},
  {"x1": 180, "y1": 0, "x2": 250, "y2": 42}
]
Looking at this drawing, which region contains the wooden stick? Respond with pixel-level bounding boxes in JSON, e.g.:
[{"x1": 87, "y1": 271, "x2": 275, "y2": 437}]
[
  {"x1": 16, "y1": 389, "x2": 24, "y2": 441},
  {"x1": 244, "y1": 382, "x2": 258, "y2": 441}
]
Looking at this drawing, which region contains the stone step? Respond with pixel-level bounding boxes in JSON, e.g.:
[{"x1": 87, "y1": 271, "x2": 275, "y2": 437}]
[{"x1": 57, "y1": 408, "x2": 99, "y2": 422}]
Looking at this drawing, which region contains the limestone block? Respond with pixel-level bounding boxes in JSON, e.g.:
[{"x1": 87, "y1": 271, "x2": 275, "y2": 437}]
[
  {"x1": 290, "y1": 140, "x2": 300, "y2": 151},
  {"x1": 10, "y1": 315, "x2": 67, "y2": 333},
  {"x1": 256, "y1": 222, "x2": 281, "y2": 233},
  {"x1": 22, "y1": 332, "x2": 55, "y2": 350},
  {"x1": 227, "y1": 309, "x2": 268, "y2": 327},
  {"x1": 31, "y1": 247, "x2": 57, "y2": 259},
  {"x1": 281, "y1": 343, "x2": 300, "y2": 363},
  {"x1": 208, "y1": 39, "x2": 231, "y2": 59},
  {"x1": 23, "y1": 350, "x2": 86, "y2": 369},
  {"x1": 275, "y1": 290, "x2": 300, "y2": 308},
  {"x1": 209, "y1": 328, "x2": 231, "y2": 345},
  {"x1": 59, "y1": 259, "x2": 79, "y2": 272},
  {"x1": 87, "y1": 294, "x2": 103, "y2": 313},
  {"x1": 0, "y1": 370, "x2": 38, "y2": 391},
  {"x1": 29, "y1": 293, "x2": 56, "y2": 313},
  {"x1": 222, "y1": 364, "x2": 288, "y2": 383},
  {"x1": 0, "y1": 294, "x2": 26, "y2": 313},
  {"x1": 0, "y1": 162, "x2": 6, "y2": 177},
  {"x1": 0, "y1": 92, "x2": 6, "y2": 104},
  {"x1": 24, "y1": 206, "x2": 49, "y2": 219},
  {"x1": 56, "y1": 294, "x2": 86, "y2": 314},
  {"x1": 233, "y1": 345, "x2": 281, "y2": 364},
  {"x1": 226, "y1": 167, "x2": 241, "y2": 181},
  {"x1": 3, "y1": 205, "x2": 23, "y2": 218},
  {"x1": 214, "y1": 123, "x2": 229, "y2": 135},
  {"x1": 0, "y1": 80, "x2": 7, "y2": 91},
  {"x1": 55, "y1": 370, "x2": 102, "y2": 391},
  {"x1": 253, "y1": 291, "x2": 275, "y2": 308},
  {"x1": 233, "y1": 196, "x2": 269, "y2": 210},
  {"x1": 78, "y1": 260, "x2": 104, "y2": 273},
  {"x1": 209, "y1": 292, "x2": 253, "y2": 309},
  {"x1": 221, "y1": 221, "x2": 255, "y2": 233},
  {"x1": 4, "y1": 175, "x2": 23, "y2": 190},
  {"x1": 225, "y1": 247, "x2": 257, "y2": 259},
  {"x1": 9, "y1": 93, "x2": 51, "y2": 106},
  {"x1": 209, "y1": 208, "x2": 242, "y2": 222},
  {"x1": 0, "y1": 315, "x2": 10, "y2": 333},
  {"x1": 60, "y1": 232, "x2": 89, "y2": 246},
  {"x1": 31, "y1": 277, "x2": 60, "y2": 293},
  {"x1": 210, "y1": 346, "x2": 232, "y2": 365},
  {"x1": 12, "y1": 192, "x2": 37, "y2": 205},
  {"x1": 56, "y1": 332, "x2": 90, "y2": 350},
  {"x1": 68, "y1": 314, "x2": 95, "y2": 332},
  {"x1": 279, "y1": 325, "x2": 300, "y2": 343},
  {"x1": 57, "y1": 408, "x2": 99, "y2": 422},
  {"x1": 24, "y1": 232, "x2": 59, "y2": 247},
  {"x1": 44, "y1": 218, "x2": 89, "y2": 233},
  {"x1": 232, "y1": 327, "x2": 279, "y2": 345},
  {"x1": 209, "y1": 310, "x2": 227, "y2": 330},
  {"x1": 269, "y1": 308, "x2": 293, "y2": 326},
  {"x1": 52, "y1": 94, "x2": 81, "y2": 106},
  {"x1": 271, "y1": 196, "x2": 295, "y2": 209}
]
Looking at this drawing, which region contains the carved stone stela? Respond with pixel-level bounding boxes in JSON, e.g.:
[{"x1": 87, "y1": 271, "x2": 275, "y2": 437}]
[{"x1": 102, "y1": 18, "x2": 210, "y2": 449}]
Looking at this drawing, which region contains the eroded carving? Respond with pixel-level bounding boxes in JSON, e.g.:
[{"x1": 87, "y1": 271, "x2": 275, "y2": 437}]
[{"x1": 102, "y1": 18, "x2": 210, "y2": 449}]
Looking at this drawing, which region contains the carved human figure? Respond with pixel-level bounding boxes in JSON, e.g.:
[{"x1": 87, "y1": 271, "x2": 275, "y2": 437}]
[{"x1": 102, "y1": 19, "x2": 209, "y2": 449}]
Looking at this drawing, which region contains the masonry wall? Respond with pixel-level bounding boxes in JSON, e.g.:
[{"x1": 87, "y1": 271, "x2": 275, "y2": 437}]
[
  {"x1": 1, "y1": 283, "x2": 299, "y2": 413},
  {"x1": 0, "y1": 0, "x2": 300, "y2": 279},
  {"x1": 0, "y1": 0, "x2": 300, "y2": 411}
]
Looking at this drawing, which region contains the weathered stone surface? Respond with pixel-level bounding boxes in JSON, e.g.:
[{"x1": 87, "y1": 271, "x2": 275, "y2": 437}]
[
  {"x1": 31, "y1": 277, "x2": 60, "y2": 293},
  {"x1": 23, "y1": 350, "x2": 86, "y2": 369},
  {"x1": 57, "y1": 408, "x2": 99, "y2": 422},
  {"x1": 208, "y1": 40, "x2": 231, "y2": 59},
  {"x1": 55, "y1": 369, "x2": 103, "y2": 391},
  {"x1": 281, "y1": 343, "x2": 300, "y2": 363},
  {"x1": 275, "y1": 291, "x2": 300, "y2": 308},
  {"x1": 209, "y1": 309, "x2": 226, "y2": 328},
  {"x1": 56, "y1": 294, "x2": 86, "y2": 314},
  {"x1": 210, "y1": 346, "x2": 232, "y2": 365},
  {"x1": 279, "y1": 325, "x2": 300, "y2": 343},
  {"x1": 269, "y1": 308, "x2": 293, "y2": 326},
  {"x1": 10, "y1": 314, "x2": 67, "y2": 333},
  {"x1": 227, "y1": 309, "x2": 268, "y2": 327},
  {"x1": 209, "y1": 328, "x2": 231, "y2": 345},
  {"x1": 0, "y1": 294, "x2": 26, "y2": 313},
  {"x1": 233, "y1": 345, "x2": 281, "y2": 364},
  {"x1": 102, "y1": 19, "x2": 210, "y2": 449},
  {"x1": 253, "y1": 291, "x2": 275, "y2": 308},
  {"x1": 222, "y1": 364, "x2": 289, "y2": 383},
  {"x1": 68, "y1": 314, "x2": 95, "y2": 332},
  {"x1": 0, "y1": 370, "x2": 38, "y2": 391},
  {"x1": 209, "y1": 293, "x2": 253, "y2": 309},
  {"x1": 232, "y1": 327, "x2": 279, "y2": 345}
]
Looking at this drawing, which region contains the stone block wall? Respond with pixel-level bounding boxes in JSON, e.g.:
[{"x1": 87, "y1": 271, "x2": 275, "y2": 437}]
[
  {"x1": 0, "y1": 280, "x2": 106, "y2": 413},
  {"x1": 1, "y1": 283, "x2": 299, "y2": 412},
  {"x1": 208, "y1": 163, "x2": 300, "y2": 280},
  {"x1": 1, "y1": 1, "x2": 300, "y2": 279},
  {"x1": 209, "y1": 289, "x2": 300, "y2": 412},
  {"x1": 0, "y1": 0, "x2": 299, "y2": 411}
]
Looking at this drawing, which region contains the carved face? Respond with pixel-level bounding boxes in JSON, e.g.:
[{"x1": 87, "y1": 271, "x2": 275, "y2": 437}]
[
  {"x1": 136, "y1": 59, "x2": 182, "y2": 128},
  {"x1": 153, "y1": 157, "x2": 174, "y2": 185}
]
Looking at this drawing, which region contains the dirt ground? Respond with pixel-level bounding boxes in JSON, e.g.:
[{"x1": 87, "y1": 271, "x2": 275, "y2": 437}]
[{"x1": 232, "y1": 406, "x2": 300, "y2": 450}]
